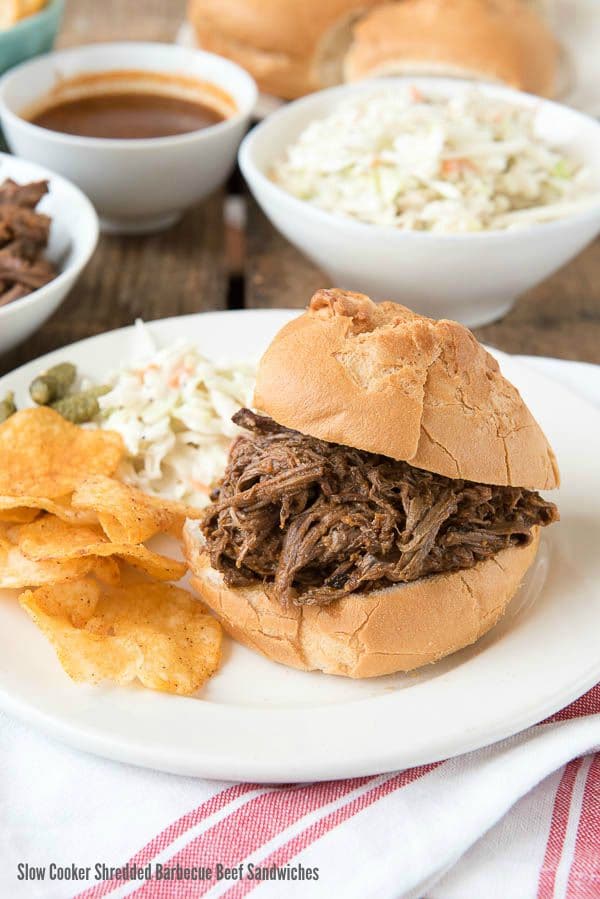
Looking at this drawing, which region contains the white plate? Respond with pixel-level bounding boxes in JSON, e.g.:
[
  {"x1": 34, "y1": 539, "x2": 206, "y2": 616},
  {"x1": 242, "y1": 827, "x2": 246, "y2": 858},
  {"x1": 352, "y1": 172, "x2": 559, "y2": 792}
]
[{"x1": 0, "y1": 310, "x2": 599, "y2": 782}]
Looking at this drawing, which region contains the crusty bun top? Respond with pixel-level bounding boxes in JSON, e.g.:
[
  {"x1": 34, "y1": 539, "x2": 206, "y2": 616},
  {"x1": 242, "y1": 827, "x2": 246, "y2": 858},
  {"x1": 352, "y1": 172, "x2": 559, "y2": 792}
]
[
  {"x1": 345, "y1": 0, "x2": 557, "y2": 98},
  {"x1": 188, "y1": 0, "x2": 380, "y2": 99},
  {"x1": 254, "y1": 289, "x2": 559, "y2": 490}
]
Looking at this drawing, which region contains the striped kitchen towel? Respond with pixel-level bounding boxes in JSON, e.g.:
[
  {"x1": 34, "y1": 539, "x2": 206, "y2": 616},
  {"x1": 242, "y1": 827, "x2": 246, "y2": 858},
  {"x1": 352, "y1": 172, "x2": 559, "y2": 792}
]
[{"x1": 0, "y1": 692, "x2": 598, "y2": 899}]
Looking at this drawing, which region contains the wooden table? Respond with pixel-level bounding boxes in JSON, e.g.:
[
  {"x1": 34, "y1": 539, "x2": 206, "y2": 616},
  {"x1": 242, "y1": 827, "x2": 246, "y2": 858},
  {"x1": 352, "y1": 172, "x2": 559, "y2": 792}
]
[{"x1": 2, "y1": 0, "x2": 599, "y2": 376}]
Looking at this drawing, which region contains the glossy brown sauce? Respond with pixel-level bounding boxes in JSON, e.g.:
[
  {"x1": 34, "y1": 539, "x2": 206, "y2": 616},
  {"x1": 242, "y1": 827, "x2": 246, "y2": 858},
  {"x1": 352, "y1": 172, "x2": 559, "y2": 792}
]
[{"x1": 29, "y1": 92, "x2": 225, "y2": 139}]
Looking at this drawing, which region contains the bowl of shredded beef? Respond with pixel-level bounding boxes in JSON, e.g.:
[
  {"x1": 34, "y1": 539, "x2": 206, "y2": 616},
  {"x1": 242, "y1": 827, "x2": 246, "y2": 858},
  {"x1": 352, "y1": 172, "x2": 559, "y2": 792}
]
[
  {"x1": 0, "y1": 158, "x2": 98, "y2": 354},
  {"x1": 201, "y1": 408, "x2": 559, "y2": 608},
  {"x1": 0, "y1": 178, "x2": 57, "y2": 308}
]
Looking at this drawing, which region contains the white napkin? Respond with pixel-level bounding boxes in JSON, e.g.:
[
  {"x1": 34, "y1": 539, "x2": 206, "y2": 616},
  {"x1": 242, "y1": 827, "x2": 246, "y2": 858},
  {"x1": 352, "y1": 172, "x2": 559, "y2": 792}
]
[{"x1": 1, "y1": 353, "x2": 599, "y2": 899}]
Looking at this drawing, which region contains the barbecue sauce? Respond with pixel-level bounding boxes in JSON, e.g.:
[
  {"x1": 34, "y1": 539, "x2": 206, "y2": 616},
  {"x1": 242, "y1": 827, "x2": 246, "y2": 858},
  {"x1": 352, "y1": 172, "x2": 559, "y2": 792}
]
[{"x1": 29, "y1": 91, "x2": 225, "y2": 139}]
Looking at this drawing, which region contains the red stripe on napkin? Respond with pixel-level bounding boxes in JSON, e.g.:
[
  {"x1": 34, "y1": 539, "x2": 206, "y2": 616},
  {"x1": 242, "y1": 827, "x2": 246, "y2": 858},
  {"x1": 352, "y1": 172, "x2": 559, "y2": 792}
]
[
  {"x1": 543, "y1": 685, "x2": 600, "y2": 723},
  {"x1": 566, "y1": 754, "x2": 600, "y2": 898},
  {"x1": 76, "y1": 783, "x2": 259, "y2": 899},
  {"x1": 221, "y1": 763, "x2": 441, "y2": 899},
  {"x1": 537, "y1": 758, "x2": 584, "y2": 899},
  {"x1": 130, "y1": 777, "x2": 378, "y2": 898}
]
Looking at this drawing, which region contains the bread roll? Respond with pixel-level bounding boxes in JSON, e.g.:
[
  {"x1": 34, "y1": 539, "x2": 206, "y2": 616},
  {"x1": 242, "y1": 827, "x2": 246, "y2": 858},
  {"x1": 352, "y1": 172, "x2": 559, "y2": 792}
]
[
  {"x1": 345, "y1": 0, "x2": 557, "y2": 98},
  {"x1": 188, "y1": 0, "x2": 557, "y2": 99},
  {"x1": 254, "y1": 289, "x2": 559, "y2": 490},
  {"x1": 185, "y1": 524, "x2": 541, "y2": 677},
  {"x1": 188, "y1": 0, "x2": 379, "y2": 99}
]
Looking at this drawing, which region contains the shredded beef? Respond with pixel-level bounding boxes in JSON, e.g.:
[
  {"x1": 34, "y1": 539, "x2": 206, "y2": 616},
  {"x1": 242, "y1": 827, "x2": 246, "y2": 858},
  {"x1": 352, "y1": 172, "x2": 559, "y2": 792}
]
[
  {"x1": 200, "y1": 409, "x2": 559, "y2": 607},
  {"x1": 0, "y1": 179, "x2": 56, "y2": 309}
]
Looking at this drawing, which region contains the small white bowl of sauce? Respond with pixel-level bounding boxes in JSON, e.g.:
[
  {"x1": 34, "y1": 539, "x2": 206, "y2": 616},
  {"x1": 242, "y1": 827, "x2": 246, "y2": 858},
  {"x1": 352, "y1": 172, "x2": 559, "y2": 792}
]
[{"x1": 0, "y1": 42, "x2": 257, "y2": 233}]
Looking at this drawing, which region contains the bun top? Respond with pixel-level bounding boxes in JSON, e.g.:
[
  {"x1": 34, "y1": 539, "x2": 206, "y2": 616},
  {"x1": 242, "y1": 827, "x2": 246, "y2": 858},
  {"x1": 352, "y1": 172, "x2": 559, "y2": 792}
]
[
  {"x1": 254, "y1": 289, "x2": 559, "y2": 489},
  {"x1": 188, "y1": 0, "x2": 379, "y2": 99},
  {"x1": 345, "y1": 0, "x2": 557, "y2": 98}
]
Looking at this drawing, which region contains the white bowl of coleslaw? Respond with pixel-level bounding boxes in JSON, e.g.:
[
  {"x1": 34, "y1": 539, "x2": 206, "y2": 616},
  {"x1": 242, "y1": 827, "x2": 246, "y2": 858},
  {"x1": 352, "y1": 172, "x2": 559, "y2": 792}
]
[{"x1": 239, "y1": 78, "x2": 600, "y2": 326}]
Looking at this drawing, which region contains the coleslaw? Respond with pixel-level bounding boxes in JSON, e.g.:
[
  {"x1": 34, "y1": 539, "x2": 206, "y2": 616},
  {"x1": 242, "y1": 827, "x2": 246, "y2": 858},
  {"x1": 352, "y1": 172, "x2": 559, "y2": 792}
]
[
  {"x1": 272, "y1": 88, "x2": 591, "y2": 233},
  {"x1": 95, "y1": 321, "x2": 255, "y2": 507}
]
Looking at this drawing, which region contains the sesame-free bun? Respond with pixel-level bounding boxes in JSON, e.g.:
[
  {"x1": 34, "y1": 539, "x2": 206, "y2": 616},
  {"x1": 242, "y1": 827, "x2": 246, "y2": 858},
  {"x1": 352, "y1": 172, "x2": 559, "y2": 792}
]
[
  {"x1": 184, "y1": 524, "x2": 540, "y2": 677},
  {"x1": 188, "y1": 0, "x2": 379, "y2": 100},
  {"x1": 345, "y1": 0, "x2": 557, "y2": 98},
  {"x1": 188, "y1": 0, "x2": 556, "y2": 99},
  {"x1": 254, "y1": 289, "x2": 559, "y2": 490}
]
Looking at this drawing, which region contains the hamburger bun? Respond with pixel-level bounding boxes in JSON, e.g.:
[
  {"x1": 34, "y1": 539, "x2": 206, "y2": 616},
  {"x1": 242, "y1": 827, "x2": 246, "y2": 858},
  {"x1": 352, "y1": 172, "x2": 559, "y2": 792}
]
[
  {"x1": 345, "y1": 0, "x2": 557, "y2": 98},
  {"x1": 185, "y1": 289, "x2": 558, "y2": 679},
  {"x1": 188, "y1": 0, "x2": 557, "y2": 99},
  {"x1": 254, "y1": 289, "x2": 559, "y2": 490},
  {"x1": 184, "y1": 523, "x2": 540, "y2": 677},
  {"x1": 188, "y1": 0, "x2": 379, "y2": 100}
]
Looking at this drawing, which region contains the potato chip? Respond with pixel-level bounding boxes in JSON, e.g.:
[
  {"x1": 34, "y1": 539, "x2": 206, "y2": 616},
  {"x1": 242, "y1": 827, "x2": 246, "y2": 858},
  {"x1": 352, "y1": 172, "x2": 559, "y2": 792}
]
[
  {"x1": 0, "y1": 508, "x2": 39, "y2": 524},
  {"x1": 71, "y1": 544, "x2": 187, "y2": 582},
  {"x1": 20, "y1": 579, "x2": 222, "y2": 694},
  {"x1": 0, "y1": 530, "x2": 96, "y2": 588},
  {"x1": 15, "y1": 513, "x2": 185, "y2": 581},
  {"x1": 0, "y1": 407, "x2": 124, "y2": 499},
  {"x1": 16, "y1": 515, "x2": 107, "y2": 561},
  {"x1": 22, "y1": 577, "x2": 101, "y2": 627},
  {"x1": 0, "y1": 495, "x2": 98, "y2": 526},
  {"x1": 4, "y1": 514, "x2": 120, "y2": 586},
  {"x1": 72, "y1": 476, "x2": 203, "y2": 543},
  {"x1": 87, "y1": 556, "x2": 121, "y2": 587}
]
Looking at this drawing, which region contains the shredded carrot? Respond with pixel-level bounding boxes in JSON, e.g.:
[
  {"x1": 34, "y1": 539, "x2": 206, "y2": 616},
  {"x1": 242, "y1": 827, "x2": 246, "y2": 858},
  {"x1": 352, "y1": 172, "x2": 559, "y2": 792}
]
[
  {"x1": 441, "y1": 158, "x2": 477, "y2": 176},
  {"x1": 168, "y1": 363, "x2": 189, "y2": 388}
]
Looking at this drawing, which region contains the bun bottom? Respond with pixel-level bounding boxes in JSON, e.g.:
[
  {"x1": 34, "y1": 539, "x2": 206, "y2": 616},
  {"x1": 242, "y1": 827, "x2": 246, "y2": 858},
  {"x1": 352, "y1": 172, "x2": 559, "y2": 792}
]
[{"x1": 184, "y1": 527, "x2": 540, "y2": 678}]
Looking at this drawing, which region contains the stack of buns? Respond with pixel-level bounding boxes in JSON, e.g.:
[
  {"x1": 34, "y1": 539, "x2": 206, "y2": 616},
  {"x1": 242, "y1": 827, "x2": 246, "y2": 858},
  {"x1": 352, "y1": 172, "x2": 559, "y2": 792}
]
[{"x1": 188, "y1": 0, "x2": 558, "y2": 100}]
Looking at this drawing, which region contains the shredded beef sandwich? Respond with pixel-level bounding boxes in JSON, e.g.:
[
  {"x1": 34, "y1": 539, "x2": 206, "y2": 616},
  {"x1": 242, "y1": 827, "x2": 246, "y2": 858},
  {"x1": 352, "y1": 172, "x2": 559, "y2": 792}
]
[
  {"x1": 185, "y1": 289, "x2": 560, "y2": 678},
  {"x1": 201, "y1": 409, "x2": 558, "y2": 607}
]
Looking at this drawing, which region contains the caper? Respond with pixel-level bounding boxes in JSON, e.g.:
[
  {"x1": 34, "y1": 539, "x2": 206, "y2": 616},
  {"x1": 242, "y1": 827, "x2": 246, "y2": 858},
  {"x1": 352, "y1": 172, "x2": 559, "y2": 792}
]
[
  {"x1": 0, "y1": 391, "x2": 16, "y2": 423},
  {"x1": 29, "y1": 362, "x2": 77, "y2": 405},
  {"x1": 51, "y1": 386, "x2": 110, "y2": 424}
]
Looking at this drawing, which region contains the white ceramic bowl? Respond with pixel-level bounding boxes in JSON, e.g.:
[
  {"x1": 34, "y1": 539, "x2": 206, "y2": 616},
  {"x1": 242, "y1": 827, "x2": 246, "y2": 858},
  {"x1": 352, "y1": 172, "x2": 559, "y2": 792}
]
[
  {"x1": 0, "y1": 153, "x2": 98, "y2": 355},
  {"x1": 240, "y1": 78, "x2": 600, "y2": 326},
  {"x1": 0, "y1": 42, "x2": 257, "y2": 234}
]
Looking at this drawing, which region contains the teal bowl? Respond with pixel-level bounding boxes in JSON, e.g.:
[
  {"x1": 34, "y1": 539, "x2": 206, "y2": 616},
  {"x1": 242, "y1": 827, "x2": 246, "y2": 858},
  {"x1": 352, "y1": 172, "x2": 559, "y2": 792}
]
[{"x1": 0, "y1": 0, "x2": 64, "y2": 76}]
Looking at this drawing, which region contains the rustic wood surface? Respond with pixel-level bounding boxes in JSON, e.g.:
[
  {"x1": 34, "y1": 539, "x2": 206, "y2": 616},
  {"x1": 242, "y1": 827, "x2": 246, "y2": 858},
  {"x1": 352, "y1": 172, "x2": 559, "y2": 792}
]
[{"x1": 1, "y1": 0, "x2": 599, "y2": 378}]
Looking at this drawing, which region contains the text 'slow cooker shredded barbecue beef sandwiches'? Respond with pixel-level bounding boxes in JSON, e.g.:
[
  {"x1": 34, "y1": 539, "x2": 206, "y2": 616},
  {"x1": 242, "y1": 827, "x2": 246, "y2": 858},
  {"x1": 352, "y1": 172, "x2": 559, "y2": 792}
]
[{"x1": 185, "y1": 290, "x2": 559, "y2": 678}]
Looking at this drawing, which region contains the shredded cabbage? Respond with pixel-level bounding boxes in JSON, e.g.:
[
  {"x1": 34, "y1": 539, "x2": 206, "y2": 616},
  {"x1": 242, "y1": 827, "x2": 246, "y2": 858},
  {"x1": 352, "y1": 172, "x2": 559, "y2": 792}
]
[
  {"x1": 96, "y1": 321, "x2": 255, "y2": 507},
  {"x1": 272, "y1": 87, "x2": 592, "y2": 233}
]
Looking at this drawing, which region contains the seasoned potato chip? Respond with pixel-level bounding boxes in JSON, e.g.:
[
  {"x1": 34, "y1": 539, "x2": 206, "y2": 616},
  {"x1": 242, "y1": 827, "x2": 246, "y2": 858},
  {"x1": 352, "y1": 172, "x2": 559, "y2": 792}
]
[
  {"x1": 0, "y1": 508, "x2": 39, "y2": 524},
  {"x1": 17, "y1": 515, "x2": 107, "y2": 561},
  {"x1": 0, "y1": 408, "x2": 124, "y2": 499},
  {"x1": 14, "y1": 513, "x2": 185, "y2": 581},
  {"x1": 0, "y1": 530, "x2": 96, "y2": 588},
  {"x1": 20, "y1": 579, "x2": 222, "y2": 694},
  {"x1": 0, "y1": 495, "x2": 98, "y2": 526},
  {"x1": 69, "y1": 544, "x2": 187, "y2": 582},
  {"x1": 88, "y1": 556, "x2": 121, "y2": 587},
  {"x1": 22, "y1": 577, "x2": 101, "y2": 627},
  {"x1": 20, "y1": 537, "x2": 184, "y2": 584},
  {"x1": 6, "y1": 513, "x2": 119, "y2": 586},
  {"x1": 72, "y1": 476, "x2": 202, "y2": 543}
]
